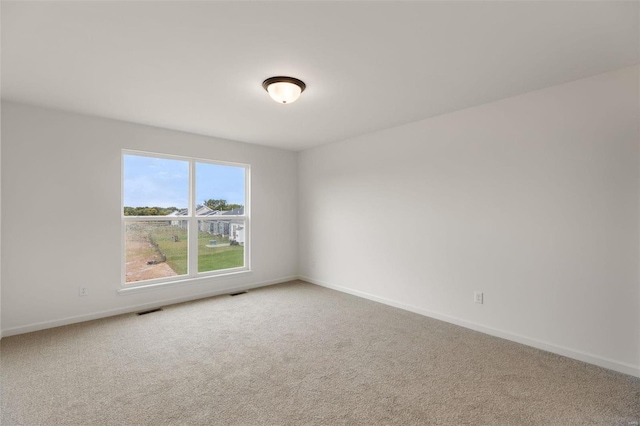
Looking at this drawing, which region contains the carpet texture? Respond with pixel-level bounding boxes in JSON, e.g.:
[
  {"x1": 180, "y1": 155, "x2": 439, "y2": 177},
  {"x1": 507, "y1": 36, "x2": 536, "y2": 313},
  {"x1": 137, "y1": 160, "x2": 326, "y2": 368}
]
[{"x1": 1, "y1": 280, "x2": 639, "y2": 425}]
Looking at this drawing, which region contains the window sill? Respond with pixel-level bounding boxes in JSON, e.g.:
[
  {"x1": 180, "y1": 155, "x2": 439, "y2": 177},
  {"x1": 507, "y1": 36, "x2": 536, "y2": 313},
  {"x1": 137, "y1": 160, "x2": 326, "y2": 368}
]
[{"x1": 117, "y1": 269, "x2": 252, "y2": 295}]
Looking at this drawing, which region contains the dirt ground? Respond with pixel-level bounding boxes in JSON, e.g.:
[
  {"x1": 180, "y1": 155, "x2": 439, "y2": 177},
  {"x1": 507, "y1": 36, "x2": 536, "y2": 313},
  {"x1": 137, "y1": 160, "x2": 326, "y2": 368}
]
[{"x1": 125, "y1": 230, "x2": 177, "y2": 283}]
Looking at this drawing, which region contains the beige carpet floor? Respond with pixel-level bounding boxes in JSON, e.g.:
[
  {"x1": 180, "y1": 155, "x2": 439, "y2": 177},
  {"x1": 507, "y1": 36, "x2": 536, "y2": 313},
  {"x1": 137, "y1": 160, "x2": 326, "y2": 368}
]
[{"x1": 1, "y1": 280, "x2": 639, "y2": 425}]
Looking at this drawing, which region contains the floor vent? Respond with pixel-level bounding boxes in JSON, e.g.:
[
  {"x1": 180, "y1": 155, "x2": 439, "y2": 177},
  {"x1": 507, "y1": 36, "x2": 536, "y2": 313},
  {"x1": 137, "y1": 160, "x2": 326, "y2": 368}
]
[
  {"x1": 229, "y1": 291, "x2": 248, "y2": 297},
  {"x1": 137, "y1": 308, "x2": 163, "y2": 316}
]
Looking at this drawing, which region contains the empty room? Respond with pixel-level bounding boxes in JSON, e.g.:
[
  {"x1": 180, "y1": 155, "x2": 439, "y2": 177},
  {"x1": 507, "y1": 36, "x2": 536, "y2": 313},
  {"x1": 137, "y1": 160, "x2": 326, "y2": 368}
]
[{"x1": 1, "y1": 1, "x2": 639, "y2": 425}]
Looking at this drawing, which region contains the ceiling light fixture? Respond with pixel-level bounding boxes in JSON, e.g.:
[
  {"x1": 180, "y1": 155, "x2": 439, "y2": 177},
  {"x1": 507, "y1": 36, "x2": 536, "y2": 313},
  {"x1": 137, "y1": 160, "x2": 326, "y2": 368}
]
[{"x1": 262, "y1": 76, "x2": 306, "y2": 104}]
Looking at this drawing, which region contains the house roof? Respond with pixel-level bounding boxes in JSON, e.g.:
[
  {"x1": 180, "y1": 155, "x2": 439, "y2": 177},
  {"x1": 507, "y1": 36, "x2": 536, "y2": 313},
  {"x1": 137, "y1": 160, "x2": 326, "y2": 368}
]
[{"x1": 222, "y1": 207, "x2": 244, "y2": 216}]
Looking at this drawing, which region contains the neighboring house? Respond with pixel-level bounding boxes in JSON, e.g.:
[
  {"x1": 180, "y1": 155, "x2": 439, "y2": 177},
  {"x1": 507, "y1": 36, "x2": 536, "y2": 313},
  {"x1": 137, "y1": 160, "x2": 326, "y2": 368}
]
[
  {"x1": 230, "y1": 223, "x2": 245, "y2": 244},
  {"x1": 167, "y1": 209, "x2": 187, "y2": 227},
  {"x1": 222, "y1": 207, "x2": 245, "y2": 244},
  {"x1": 167, "y1": 208, "x2": 190, "y2": 228},
  {"x1": 168, "y1": 205, "x2": 244, "y2": 243}
]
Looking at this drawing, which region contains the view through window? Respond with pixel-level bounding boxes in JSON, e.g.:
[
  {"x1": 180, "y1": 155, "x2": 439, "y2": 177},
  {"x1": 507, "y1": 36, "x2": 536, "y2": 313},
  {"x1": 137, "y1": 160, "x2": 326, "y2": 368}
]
[{"x1": 123, "y1": 152, "x2": 249, "y2": 284}]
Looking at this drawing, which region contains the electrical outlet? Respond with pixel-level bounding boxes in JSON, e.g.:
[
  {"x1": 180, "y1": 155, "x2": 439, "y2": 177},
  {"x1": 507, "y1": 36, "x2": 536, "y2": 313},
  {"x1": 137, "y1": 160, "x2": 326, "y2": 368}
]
[
  {"x1": 474, "y1": 291, "x2": 483, "y2": 304},
  {"x1": 79, "y1": 287, "x2": 89, "y2": 297}
]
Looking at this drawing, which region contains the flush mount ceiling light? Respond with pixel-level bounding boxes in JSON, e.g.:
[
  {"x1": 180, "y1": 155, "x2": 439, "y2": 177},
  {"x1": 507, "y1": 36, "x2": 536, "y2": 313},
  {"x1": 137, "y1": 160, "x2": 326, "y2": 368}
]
[{"x1": 262, "y1": 76, "x2": 306, "y2": 104}]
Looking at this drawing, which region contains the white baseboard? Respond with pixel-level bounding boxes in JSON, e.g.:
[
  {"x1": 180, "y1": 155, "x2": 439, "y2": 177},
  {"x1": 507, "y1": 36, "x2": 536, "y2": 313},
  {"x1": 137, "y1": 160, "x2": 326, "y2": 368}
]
[
  {"x1": 299, "y1": 275, "x2": 640, "y2": 379},
  {"x1": 0, "y1": 276, "x2": 298, "y2": 339}
]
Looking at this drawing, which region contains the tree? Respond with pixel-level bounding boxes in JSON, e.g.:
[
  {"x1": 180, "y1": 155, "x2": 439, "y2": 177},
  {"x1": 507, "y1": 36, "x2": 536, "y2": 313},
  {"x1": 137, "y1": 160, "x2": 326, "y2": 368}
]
[
  {"x1": 204, "y1": 199, "x2": 227, "y2": 210},
  {"x1": 123, "y1": 206, "x2": 179, "y2": 216},
  {"x1": 203, "y1": 199, "x2": 243, "y2": 212}
]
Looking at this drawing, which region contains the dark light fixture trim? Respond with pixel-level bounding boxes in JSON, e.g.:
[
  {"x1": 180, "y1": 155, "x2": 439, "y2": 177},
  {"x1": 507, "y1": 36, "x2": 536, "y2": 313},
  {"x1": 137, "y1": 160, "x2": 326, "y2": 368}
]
[{"x1": 262, "y1": 76, "x2": 306, "y2": 93}]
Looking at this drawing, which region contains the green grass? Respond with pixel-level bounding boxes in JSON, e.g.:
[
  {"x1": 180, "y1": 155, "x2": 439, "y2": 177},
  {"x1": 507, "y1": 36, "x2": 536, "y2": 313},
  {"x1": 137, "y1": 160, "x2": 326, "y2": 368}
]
[
  {"x1": 197, "y1": 232, "x2": 244, "y2": 273},
  {"x1": 143, "y1": 223, "x2": 244, "y2": 275},
  {"x1": 197, "y1": 245, "x2": 244, "y2": 272},
  {"x1": 146, "y1": 224, "x2": 188, "y2": 275}
]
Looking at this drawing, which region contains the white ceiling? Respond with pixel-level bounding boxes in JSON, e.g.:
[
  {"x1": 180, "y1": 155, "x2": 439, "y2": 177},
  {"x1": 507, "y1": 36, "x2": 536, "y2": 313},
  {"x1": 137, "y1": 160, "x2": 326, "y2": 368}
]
[{"x1": 2, "y1": 1, "x2": 638, "y2": 151}]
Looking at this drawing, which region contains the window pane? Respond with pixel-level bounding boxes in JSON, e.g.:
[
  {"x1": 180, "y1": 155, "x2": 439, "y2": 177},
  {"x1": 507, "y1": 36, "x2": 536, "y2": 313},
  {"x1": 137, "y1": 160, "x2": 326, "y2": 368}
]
[
  {"x1": 197, "y1": 220, "x2": 245, "y2": 273},
  {"x1": 125, "y1": 221, "x2": 188, "y2": 283},
  {"x1": 195, "y1": 162, "x2": 245, "y2": 216},
  {"x1": 123, "y1": 154, "x2": 189, "y2": 216}
]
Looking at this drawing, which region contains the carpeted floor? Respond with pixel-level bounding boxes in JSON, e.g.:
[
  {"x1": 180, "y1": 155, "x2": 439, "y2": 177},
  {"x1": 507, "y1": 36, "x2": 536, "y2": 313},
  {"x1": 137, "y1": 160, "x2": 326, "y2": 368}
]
[{"x1": 1, "y1": 280, "x2": 639, "y2": 425}]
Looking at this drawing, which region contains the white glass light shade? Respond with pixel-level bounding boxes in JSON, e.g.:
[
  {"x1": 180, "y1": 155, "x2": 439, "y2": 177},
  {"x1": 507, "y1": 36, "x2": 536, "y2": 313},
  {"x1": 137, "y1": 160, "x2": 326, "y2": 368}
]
[
  {"x1": 267, "y1": 81, "x2": 302, "y2": 104},
  {"x1": 263, "y1": 77, "x2": 306, "y2": 104}
]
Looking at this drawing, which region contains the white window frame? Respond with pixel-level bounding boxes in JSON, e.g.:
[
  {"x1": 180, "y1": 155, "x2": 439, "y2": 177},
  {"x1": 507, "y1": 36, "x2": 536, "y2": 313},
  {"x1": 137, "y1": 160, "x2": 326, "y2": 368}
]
[{"x1": 121, "y1": 149, "x2": 251, "y2": 289}]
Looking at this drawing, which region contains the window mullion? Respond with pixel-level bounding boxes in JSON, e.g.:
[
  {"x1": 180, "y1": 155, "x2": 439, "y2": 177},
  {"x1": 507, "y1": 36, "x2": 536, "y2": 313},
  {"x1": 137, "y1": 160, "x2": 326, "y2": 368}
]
[{"x1": 189, "y1": 159, "x2": 198, "y2": 277}]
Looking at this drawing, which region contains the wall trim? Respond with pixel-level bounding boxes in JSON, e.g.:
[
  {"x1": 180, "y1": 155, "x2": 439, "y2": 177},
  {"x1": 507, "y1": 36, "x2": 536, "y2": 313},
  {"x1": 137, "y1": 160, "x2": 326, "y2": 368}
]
[
  {"x1": 4, "y1": 273, "x2": 638, "y2": 379},
  {"x1": 299, "y1": 275, "x2": 640, "y2": 379},
  {"x1": 0, "y1": 276, "x2": 298, "y2": 338},
  {"x1": 116, "y1": 269, "x2": 252, "y2": 295}
]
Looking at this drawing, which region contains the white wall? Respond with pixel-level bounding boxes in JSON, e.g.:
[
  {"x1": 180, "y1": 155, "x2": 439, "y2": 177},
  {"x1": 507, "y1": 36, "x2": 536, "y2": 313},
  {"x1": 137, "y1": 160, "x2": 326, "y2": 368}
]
[
  {"x1": 298, "y1": 66, "x2": 640, "y2": 377},
  {"x1": 0, "y1": 101, "x2": 3, "y2": 338},
  {"x1": 1, "y1": 102, "x2": 298, "y2": 335},
  {"x1": 3, "y1": 68, "x2": 639, "y2": 377}
]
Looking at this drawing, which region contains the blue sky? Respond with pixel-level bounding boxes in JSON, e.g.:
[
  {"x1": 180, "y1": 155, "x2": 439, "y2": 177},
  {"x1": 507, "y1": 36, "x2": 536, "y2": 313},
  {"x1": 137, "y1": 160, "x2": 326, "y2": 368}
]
[{"x1": 123, "y1": 154, "x2": 245, "y2": 208}]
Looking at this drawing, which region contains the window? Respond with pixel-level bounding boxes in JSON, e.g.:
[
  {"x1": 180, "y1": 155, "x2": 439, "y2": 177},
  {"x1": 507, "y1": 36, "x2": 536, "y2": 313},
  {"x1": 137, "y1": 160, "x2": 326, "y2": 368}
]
[{"x1": 122, "y1": 150, "x2": 249, "y2": 286}]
